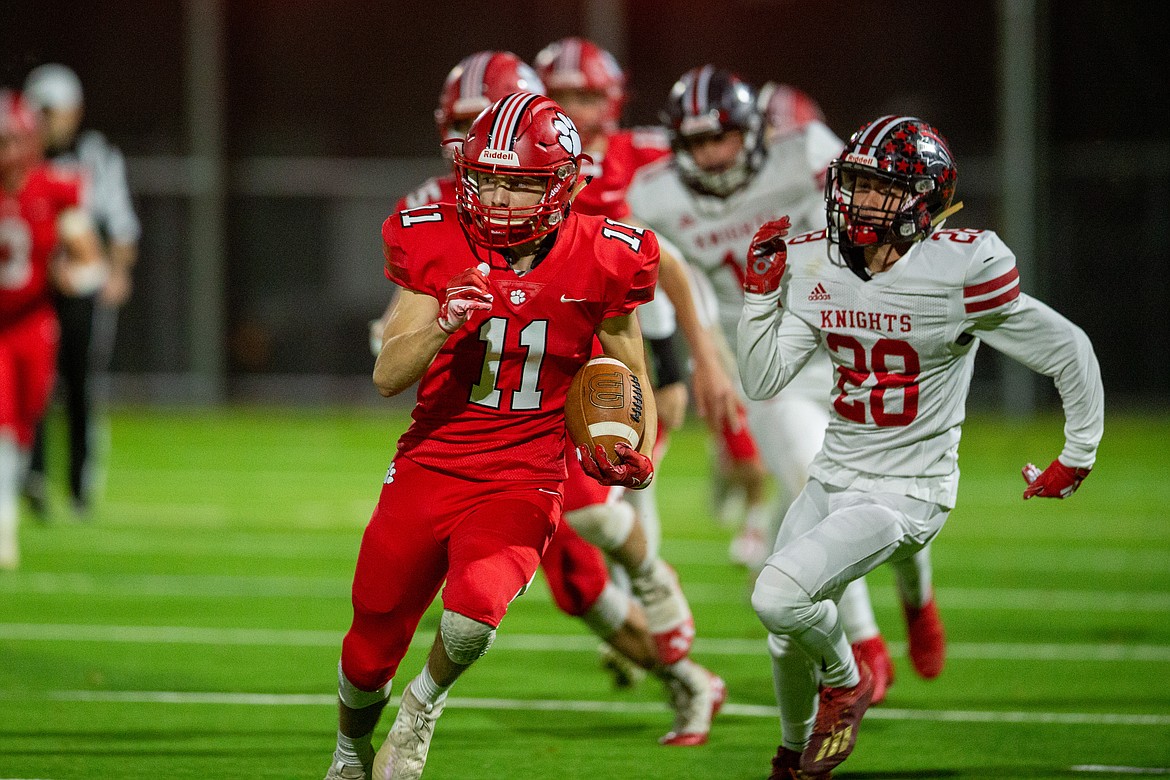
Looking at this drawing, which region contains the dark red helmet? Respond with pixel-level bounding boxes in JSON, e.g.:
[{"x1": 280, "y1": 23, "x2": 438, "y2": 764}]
[
  {"x1": 434, "y1": 51, "x2": 545, "y2": 144},
  {"x1": 452, "y1": 92, "x2": 584, "y2": 249},
  {"x1": 826, "y1": 115, "x2": 959, "y2": 250},
  {"x1": 533, "y1": 37, "x2": 626, "y2": 129},
  {"x1": 661, "y1": 66, "x2": 765, "y2": 196}
]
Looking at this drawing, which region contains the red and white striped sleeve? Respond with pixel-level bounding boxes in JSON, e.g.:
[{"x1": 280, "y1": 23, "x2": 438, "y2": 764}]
[{"x1": 962, "y1": 233, "x2": 1021, "y2": 327}]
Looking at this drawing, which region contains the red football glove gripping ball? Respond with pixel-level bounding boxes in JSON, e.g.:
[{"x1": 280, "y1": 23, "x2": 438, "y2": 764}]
[
  {"x1": 1021, "y1": 458, "x2": 1091, "y2": 499},
  {"x1": 577, "y1": 442, "x2": 654, "y2": 490},
  {"x1": 438, "y1": 267, "x2": 493, "y2": 334},
  {"x1": 744, "y1": 216, "x2": 792, "y2": 295}
]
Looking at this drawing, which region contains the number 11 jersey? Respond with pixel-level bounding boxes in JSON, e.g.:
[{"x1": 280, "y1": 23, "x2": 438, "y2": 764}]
[{"x1": 382, "y1": 204, "x2": 659, "y2": 482}]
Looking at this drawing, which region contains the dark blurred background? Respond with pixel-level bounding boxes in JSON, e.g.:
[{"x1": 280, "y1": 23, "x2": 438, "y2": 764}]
[{"x1": 3, "y1": 0, "x2": 1167, "y2": 407}]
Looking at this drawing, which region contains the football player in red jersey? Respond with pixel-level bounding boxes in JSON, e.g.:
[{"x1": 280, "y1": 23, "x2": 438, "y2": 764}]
[
  {"x1": 325, "y1": 94, "x2": 670, "y2": 780},
  {"x1": 0, "y1": 91, "x2": 103, "y2": 569},
  {"x1": 369, "y1": 51, "x2": 543, "y2": 352},
  {"x1": 534, "y1": 37, "x2": 737, "y2": 708},
  {"x1": 533, "y1": 37, "x2": 737, "y2": 437},
  {"x1": 365, "y1": 52, "x2": 727, "y2": 751}
]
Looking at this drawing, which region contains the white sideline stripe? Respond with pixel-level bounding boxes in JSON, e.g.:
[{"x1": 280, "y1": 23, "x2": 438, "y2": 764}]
[
  {"x1": 5, "y1": 572, "x2": 1170, "y2": 613},
  {"x1": 7, "y1": 689, "x2": 1167, "y2": 728},
  {"x1": 1072, "y1": 766, "x2": 1170, "y2": 775},
  {"x1": 2, "y1": 623, "x2": 1170, "y2": 662},
  {"x1": 49, "y1": 531, "x2": 1170, "y2": 573}
]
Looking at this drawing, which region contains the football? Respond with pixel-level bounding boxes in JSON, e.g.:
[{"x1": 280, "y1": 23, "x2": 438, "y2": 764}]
[{"x1": 565, "y1": 357, "x2": 646, "y2": 462}]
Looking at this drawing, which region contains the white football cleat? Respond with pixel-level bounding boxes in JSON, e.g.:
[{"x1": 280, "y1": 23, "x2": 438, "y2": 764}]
[
  {"x1": 659, "y1": 663, "x2": 727, "y2": 746},
  {"x1": 373, "y1": 689, "x2": 445, "y2": 780}
]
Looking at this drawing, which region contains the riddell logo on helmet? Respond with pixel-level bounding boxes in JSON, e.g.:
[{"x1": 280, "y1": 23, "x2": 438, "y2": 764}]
[
  {"x1": 479, "y1": 149, "x2": 520, "y2": 166},
  {"x1": 845, "y1": 153, "x2": 877, "y2": 167}
]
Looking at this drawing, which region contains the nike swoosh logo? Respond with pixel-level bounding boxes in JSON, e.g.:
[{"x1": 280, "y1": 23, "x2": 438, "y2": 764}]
[
  {"x1": 561, "y1": 295, "x2": 586, "y2": 302},
  {"x1": 536, "y1": 488, "x2": 561, "y2": 496},
  {"x1": 981, "y1": 256, "x2": 996, "y2": 264}
]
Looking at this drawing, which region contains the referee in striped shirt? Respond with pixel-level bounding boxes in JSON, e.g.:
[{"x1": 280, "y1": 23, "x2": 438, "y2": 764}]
[{"x1": 22, "y1": 64, "x2": 140, "y2": 519}]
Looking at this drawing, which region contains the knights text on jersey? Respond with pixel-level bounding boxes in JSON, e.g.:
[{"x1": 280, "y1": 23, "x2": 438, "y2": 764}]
[
  {"x1": 0, "y1": 166, "x2": 83, "y2": 327},
  {"x1": 775, "y1": 227, "x2": 1023, "y2": 506},
  {"x1": 382, "y1": 204, "x2": 659, "y2": 481},
  {"x1": 573, "y1": 128, "x2": 671, "y2": 221}
]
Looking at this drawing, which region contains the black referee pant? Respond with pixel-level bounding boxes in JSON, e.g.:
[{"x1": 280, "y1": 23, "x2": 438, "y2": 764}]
[{"x1": 28, "y1": 291, "x2": 113, "y2": 513}]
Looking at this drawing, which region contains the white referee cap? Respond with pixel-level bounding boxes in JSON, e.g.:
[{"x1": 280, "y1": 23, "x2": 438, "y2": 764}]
[{"x1": 23, "y1": 63, "x2": 84, "y2": 111}]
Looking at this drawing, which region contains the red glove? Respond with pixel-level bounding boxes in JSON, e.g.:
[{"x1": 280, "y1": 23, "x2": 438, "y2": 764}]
[
  {"x1": 744, "y1": 216, "x2": 792, "y2": 295},
  {"x1": 438, "y1": 267, "x2": 493, "y2": 334},
  {"x1": 1021, "y1": 458, "x2": 1091, "y2": 499},
  {"x1": 577, "y1": 442, "x2": 654, "y2": 490}
]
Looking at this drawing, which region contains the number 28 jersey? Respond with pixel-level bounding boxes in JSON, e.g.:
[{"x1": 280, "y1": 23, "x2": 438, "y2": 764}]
[
  {"x1": 383, "y1": 204, "x2": 659, "y2": 482},
  {"x1": 743, "y1": 226, "x2": 1102, "y2": 508}
]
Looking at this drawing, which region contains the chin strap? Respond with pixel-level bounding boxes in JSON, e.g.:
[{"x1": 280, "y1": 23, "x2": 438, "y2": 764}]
[
  {"x1": 931, "y1": 201, "x2": 964, "y2": 226},
  {"x1": 568, "y1": 174, "x2": 593, "y2": 205}
]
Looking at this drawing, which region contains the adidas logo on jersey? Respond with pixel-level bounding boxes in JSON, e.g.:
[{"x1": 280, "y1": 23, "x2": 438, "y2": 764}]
[{"x1": 808, "y1": 283, "x2": 831, "y2": 301}]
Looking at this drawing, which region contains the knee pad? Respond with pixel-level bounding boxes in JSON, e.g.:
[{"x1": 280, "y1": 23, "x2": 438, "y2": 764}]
[
  {"x1": 581, "y1": 582, "x2": 632, "y2": 639},
  {"x1": 565, "y1": 500, "x2": 635, "y2": 552},
  {"x1": 337, "y1": 659, "x2": 391, "y2": 710},
  {"x1": 751, "y1": 564, "x2": 814, "y2": 635},
  {"x1": 440, "y1": 610, "x2": 496, "y2": 666}
]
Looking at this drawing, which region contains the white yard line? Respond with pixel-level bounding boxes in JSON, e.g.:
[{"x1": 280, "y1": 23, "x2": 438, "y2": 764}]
[
  {"x1": 1, "y1": 689, "x2": 1164, "y2": 728},
  {"x1": 1071, "y1": 767, "x2": 1170, "y2": 775},
  {"x1": 4, "y1": 572, "x2": 1169, "y2": 612},
  {"x1": 2, "y1": 622, "x2": 1169, "y2": 662}
]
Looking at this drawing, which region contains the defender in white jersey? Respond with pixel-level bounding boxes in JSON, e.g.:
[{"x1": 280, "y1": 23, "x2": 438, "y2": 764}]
[
  {"x1": 627, "y1": 66, "x2": 920, "y2": 703},
  {"x1": 738, "y1": 115, "x2": 1103, "y2": 777}
]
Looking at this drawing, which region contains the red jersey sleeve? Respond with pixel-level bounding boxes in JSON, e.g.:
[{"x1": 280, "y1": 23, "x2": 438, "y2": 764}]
[
  {"x1": 381, "y1": 205, "x2": 455, "y2": 299},
  {"x1": 601, "y1": 220, "x2": 660, "y2": 319}
]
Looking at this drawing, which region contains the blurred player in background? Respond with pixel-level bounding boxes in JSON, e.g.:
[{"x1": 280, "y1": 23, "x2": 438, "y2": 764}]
[
  {"x1": 711, "y1": 81, "x2": 829, "y2": 566},
  {"x1": 366, "y1": 51, "x2": 725, "y2": 747},
  {"x1": 739, "y1": 114, "x2": 1103, "y2": 778},
  {"x1": 628, "y1": 66, "x2": 947, "y2": 705},
  {"x1": 535, "y1": 37, "x2": 740, "y2": 693},
  {"x1": 21, "y1": 63, "x2": 141, "y2": 519},
  {"x1": 325, "y1": 94, "x2": 666, "y2": 780},
  {"x1": 1, "y1": 90, "x2": 103, "y2": 569}
]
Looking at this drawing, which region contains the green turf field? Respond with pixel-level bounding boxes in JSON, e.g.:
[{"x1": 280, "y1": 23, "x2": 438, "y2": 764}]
[{"x1": 2, "y1": 407, "x2": 1168, "y2": 779}]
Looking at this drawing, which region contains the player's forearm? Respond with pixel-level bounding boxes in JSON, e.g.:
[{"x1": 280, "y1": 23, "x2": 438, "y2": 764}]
[
  {"x1": 737, "y1": 290, "x2": 805, "y2": 400},
  {"x1": 373, "y1": 321, "x2": 447, "y2": 397},
  {"x1": 981, "y1": 296, "x2": 1105, "y2": 466},
  {"x1": 656, "y1": 248, "x2": 711, "y2": 360}
]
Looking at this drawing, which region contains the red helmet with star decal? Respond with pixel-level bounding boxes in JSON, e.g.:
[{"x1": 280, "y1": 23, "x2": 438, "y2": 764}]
[
  {"x1": 452, "y1": 92, "x2": 585, "y2": 249},
  {"x1": 826, "y1": 115, "x2": 958, "y2": 250},
  {"x1": 434, "y1": 51, "x2": 545, "y2": 144}
]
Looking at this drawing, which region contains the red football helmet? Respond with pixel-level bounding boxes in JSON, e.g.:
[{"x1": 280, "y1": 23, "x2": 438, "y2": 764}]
[
  {"x1": 452, "y1": 92, "x2": 584, "y2": 249},
  {"x1": 533, "y1": 37, "x2": 626, "y2": 131},
  {"x1": 758, "y1": 82, "x2": 825, "y2": 138},
  {"x1": 826, "y1": 115, "x2": 959, "y2": 251},
  {"x1": 434, "y1": 51, "x2": 545, "y2": 144},
  {"x1": 0, "y1": 90, "x2": 41, "y2": 176}
]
